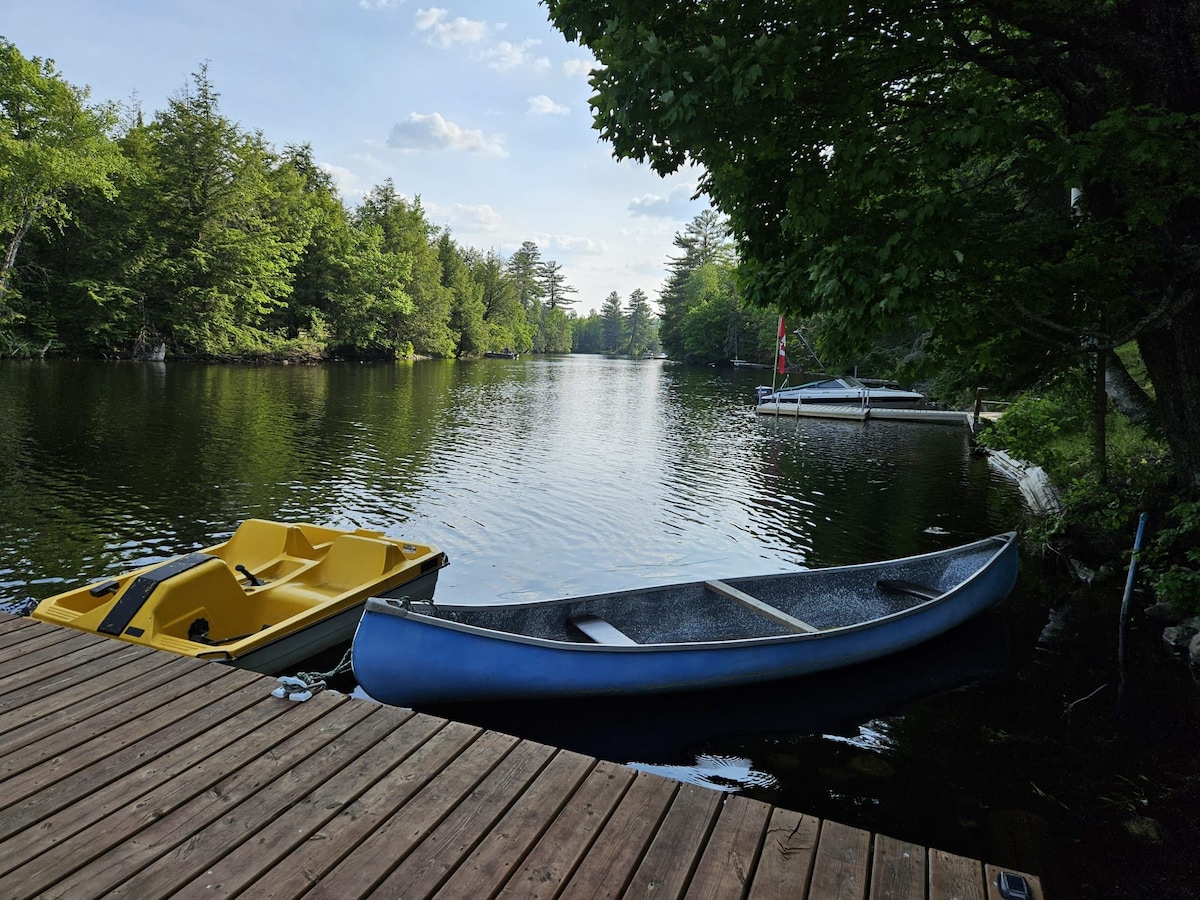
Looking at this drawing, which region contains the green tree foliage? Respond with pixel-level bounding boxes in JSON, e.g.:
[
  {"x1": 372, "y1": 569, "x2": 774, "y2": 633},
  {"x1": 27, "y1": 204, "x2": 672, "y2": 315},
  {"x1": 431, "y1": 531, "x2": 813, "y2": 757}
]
[
  {"x1": 658, "y1": 210, "x2": 735, "y2": 359},
  {"x1": 2, "y1": 42, "x2": 600, "y2": 364},
  {"x1": 0, "y1": 39, "x2": 126, "y2": 328},
  {"x1": 545, "y1": 0, "x2": 1200, "y2": 488},
  {"x1": 542, "y1": 259, "x2": 577, "y2": 309},
  {"x1": 506, "y1": 241, "x2": 545, "y2": 311},
  {"x1": 469, "y1": 248, "x2": 531, "y2": 353},
  {"x1": 438, "y1": 233, "x2": 487, "y2": 357},
  {"x1": 355, "y1": 182, "x2": 455, "y2": 357},
  {"x1": 599, "y1": 290, "x2": 625, "y2": 352},
  {"x1": 570, "y1": 309, "x2": 602, "y2": 352},
  {"x1": 624, "y1": 288, "x2": 655, "y2": 356},
  {"x1": 138, "y1": 67, "x2": 307, "y2": 352}
]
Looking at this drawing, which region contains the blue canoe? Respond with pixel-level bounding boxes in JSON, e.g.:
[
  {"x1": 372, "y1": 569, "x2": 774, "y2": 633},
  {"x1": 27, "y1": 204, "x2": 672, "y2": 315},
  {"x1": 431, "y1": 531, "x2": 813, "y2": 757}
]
[{"x1": 352, "y1": 532, "x2": 1018, "y2": 706}]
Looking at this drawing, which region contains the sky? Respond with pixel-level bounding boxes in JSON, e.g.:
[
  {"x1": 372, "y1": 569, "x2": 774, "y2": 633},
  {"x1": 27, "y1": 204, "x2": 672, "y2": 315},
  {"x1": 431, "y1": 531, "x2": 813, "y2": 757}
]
[{"x1": 2, "y1": 0, "x2": 710, "y2": 314}]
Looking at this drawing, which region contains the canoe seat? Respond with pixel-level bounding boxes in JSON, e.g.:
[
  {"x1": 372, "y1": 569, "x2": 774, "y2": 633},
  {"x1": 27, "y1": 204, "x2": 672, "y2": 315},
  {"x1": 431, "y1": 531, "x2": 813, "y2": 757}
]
[
  {"x1": 570, "y1": 615, "x2": 638, "y2": 646},
  {"x1": 705, "y1": 580, "x2": 819, "y2": 634},
  {"x1": 877, "y1": 579, "x2": 943, "y2": 601}
]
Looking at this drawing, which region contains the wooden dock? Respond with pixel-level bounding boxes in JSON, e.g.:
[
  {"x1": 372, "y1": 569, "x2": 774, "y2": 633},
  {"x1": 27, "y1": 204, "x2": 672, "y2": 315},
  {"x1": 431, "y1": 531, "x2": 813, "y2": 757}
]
[{"x1": 0, "y1": 612, "x2": 1043, "y2": 899}]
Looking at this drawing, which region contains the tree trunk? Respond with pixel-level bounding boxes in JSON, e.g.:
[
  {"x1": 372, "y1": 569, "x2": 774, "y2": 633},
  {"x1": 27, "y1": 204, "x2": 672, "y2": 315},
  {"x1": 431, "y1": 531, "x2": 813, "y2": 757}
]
[
  {"x1": 1137, "y1": 297, "x2": 1200, "y2": 492},
  {"x1": 1105, "y1": 350, "x2": 1155, "y2": 427}
]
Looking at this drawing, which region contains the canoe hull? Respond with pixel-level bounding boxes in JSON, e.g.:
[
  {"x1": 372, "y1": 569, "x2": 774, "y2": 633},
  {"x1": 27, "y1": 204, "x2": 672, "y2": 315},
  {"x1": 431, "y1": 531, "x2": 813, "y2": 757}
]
[{"x1": 353, "y1": 533, "x2": 1018, "y2": 705}]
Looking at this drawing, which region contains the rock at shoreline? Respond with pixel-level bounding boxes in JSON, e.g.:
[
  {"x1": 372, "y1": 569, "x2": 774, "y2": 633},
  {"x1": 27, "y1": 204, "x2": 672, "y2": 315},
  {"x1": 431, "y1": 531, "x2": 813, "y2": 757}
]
[
  {"x1": 1162, "y1": 620, "x2": 1199, "y2": 655},
  {"x1": 1144, "y1": 600, "x2": 1195, "y2": 626}
]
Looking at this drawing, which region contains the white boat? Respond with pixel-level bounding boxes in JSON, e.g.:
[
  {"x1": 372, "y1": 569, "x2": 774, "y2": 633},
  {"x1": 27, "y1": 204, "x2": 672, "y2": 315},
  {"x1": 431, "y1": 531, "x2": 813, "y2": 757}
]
[{"x1": 755, "y1": 376, "x2": 924, "y2": 407}]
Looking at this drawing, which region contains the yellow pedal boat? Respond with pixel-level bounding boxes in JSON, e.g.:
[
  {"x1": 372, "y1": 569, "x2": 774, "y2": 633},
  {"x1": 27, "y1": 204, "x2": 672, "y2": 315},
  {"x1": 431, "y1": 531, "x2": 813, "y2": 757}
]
[{"x1": 32, "y1": 519, "x2": 448, "y2": 673}]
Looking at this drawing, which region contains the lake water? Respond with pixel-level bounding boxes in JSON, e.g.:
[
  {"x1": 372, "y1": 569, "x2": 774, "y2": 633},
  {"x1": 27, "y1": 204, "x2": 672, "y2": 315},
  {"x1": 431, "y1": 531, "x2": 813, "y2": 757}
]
[{"x1": 2, "y1": 356, "x2": 1197, "y2": 898}]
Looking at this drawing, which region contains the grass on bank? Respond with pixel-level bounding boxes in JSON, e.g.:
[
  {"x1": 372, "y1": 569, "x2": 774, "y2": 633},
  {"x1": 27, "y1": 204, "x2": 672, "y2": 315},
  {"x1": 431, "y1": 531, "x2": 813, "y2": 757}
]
[{"x1": 973, "y1": 348, "x2": 1200, "y2": 612}]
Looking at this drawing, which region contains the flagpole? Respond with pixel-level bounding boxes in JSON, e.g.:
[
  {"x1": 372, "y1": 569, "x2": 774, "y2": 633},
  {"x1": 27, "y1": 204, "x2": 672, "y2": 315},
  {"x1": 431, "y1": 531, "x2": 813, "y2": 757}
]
[{"x1": 771, "y1": 315, "x2": 784, "y2": 395}]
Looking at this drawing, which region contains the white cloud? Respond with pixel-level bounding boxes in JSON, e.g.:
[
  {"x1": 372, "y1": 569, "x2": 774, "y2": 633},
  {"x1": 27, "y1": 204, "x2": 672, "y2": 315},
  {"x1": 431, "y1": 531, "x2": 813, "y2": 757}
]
[
  {"x1": 360, "y1": 0, "x2": 404, "y2": 9},
  {"x1": 542, "y1": 234, "x2": 604, "y2": 254},
  {"x1": 527, "y1": 95, "x2": 569, "y2": 116},
  {"x1": 386, "y1": 112, "x2": 507, "y2": 157},
  {"x1": 628, "y1": 184, "x2": 702, "y2": 219},
  {"x1": 562, "y1": 58, "x2": 594, "y2": 78},
  {"x1": 415, "y1": 7, "x2": 485, "y2": 47},
  {"x1": 320, "y1": 162, "x2": 369, "y2": 201},
  {"x1": 482, "y1": 39, "x2": 550, "y2": 72},
  {"x1": 426, "y1": 201, "x2": 506, "y2": 233}
]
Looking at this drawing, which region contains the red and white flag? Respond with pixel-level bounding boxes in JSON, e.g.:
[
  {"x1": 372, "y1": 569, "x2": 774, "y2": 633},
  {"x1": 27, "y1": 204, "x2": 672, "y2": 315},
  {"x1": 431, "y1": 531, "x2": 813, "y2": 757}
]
[{"x1": 776, "y1": 316, "x2": 787, "y2": 374}]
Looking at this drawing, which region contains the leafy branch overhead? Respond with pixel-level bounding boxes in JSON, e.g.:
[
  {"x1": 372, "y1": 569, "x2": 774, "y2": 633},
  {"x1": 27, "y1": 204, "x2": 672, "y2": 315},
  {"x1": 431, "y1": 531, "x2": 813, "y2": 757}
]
[{"x1": 544, "y1": 0, "x2": 1200, "y2": 489}]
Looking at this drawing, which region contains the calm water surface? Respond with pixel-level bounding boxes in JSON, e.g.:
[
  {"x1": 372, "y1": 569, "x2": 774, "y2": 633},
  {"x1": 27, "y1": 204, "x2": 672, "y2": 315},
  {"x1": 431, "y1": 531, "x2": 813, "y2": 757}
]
[{"x1": 1, "y1": 356, "x2": 1196, "y2": 898}]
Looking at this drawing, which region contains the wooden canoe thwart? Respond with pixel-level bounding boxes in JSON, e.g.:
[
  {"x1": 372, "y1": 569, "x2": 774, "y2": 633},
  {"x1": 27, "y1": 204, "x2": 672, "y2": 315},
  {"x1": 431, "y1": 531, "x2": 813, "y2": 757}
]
[{"x1": 352, "y1": 532, "x2": 1019, "y2": 705}]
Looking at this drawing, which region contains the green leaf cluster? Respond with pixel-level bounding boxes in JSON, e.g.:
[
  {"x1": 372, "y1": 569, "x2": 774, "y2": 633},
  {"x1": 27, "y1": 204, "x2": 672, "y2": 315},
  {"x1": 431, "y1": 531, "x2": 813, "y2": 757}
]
[{"x1": 545, "y1": 0, "x2": 1200, "y2": 489}]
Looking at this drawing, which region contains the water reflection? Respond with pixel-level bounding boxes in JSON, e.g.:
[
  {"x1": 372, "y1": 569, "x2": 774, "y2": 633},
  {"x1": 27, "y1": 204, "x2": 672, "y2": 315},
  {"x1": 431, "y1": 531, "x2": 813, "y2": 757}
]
[{"x1": 0, "y1": 357, "x2": 1022, "y2": 610}]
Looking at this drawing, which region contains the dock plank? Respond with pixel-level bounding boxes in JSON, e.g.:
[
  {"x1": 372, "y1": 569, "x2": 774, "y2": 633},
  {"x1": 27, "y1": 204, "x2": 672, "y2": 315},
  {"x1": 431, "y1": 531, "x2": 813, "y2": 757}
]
[
  {"x1": 0, "y1": 644, "x2": 167, "y2": 742},
  {"x1": 626, "y1": 781, "x2": 724, "y2": 899},
  {"x1": 0, "y1": 666, "x2": 260, "y2": 814},
  {"x1": 0, "y1": 656, "x2": 216, "y2": 776},
  {"x1": 747, "y1": 808, "x2": 820, "y2": 900},
  {"x1": 686, "y1": 794, "x2": 773, "y2": 899},
  {"x1": 0, "y1": 673, "x2": 270, "y2": 850},
  {"x1": 0, "y1": 613, "x2": 1043, "y2": 900},
  {"x1": 105, "y1": 704, "x2": 404, "y2": 898},
  {"x1": 0, "y1": 618, "x2": 73, "y2": 651},
  {"x1": 558, "y1": 769, "x2": 678, "y2": 900},
  {"x1": 0, "y1": 639, "x2": 131, "y2": 709},
  {"x1": 37, "y1": 695, "x2": 373, "y2": 900},
  {"x1": 929, "y1": 848, "x2": 985, "y2": 900},
  {"x1": 498, "y1": 759, "x2": 636, "y2": 899},
  {"x1": 870, "y1": 834, "x2": 926, "y2": 900},
  {"x1": 167, "y1": 705, "x2": 424, "y2": 899},
  {"x1": 245, "y1": 718, "x2": 481, "y2": 900},
  {"x1": 810, "y1": 819, "x2": 871, "y2": 900},
  {"x1": 0, "y1": 614, "x2": 39, "y2": 636},
  {"x1": 305, "y1": 728, "x2": 522, "y2": 899},
  {"x1": 3, "y1": 691, "x2": 344, "y2": 896},
  {"x1": 0, "y1": 625, "x2": 99, "y2": 668},
  {"x1": 434, "y1": 748, "x2": 597, "y2": 898},
  {"x1": 374, "y1": 739, "x2": 557, "y2": 899}
]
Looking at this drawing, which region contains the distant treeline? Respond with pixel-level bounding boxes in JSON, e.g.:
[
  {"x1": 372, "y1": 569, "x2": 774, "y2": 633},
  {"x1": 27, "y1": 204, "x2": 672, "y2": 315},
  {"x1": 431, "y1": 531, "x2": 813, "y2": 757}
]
[{"x1": 1, "y1": 40, "x2": 790, "y2": 366}]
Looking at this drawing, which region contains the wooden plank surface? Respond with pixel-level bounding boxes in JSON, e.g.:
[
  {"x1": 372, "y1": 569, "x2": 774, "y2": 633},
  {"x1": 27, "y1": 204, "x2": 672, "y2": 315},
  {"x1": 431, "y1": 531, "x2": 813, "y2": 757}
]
[
  {"x1": 870, "y1": 834, "x2": 926, "y2": 900},
  {"x1": 0, "y1": 613, "x2": 1043, "y2": 900},
  {"x1": 498, "y1": 759, "x2": 636, "y2": 899},
  {"x1": 929, "y1": 848, "x2": 985, "y2": 900},
  {"x1": 374, "y1": 739, "x2": 557, "y2": 899},
  {"x1": 432, "y1": 748, "x2": 597, "y2": 898},
  {"x1": 625, "y1": 781, "x2": 724, "y2": 899},
  {"x1": 558, "y1": 769, "x2": 678, "y2": 900},
  {"x1": 748, "y1": 807, "x2": 821, "y2": 900},
  {"x1": 686, "y1": 793, "x2": 773, "y2": 899},
  {"x1": 810, "y1": 819, "x2": 871, "y2": 900},
  {"x1": 245, "y1": 718, "x2": 483, "y2": 900}
]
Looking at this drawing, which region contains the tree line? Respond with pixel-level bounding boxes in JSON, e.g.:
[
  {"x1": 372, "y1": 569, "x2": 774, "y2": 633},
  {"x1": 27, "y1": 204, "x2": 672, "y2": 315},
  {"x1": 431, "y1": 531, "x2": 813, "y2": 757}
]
[
  {"x1": 0, "y1": 37, "x2": 818, "y2": 371},
  {"x1": 0, "y1": 41, "x2": 647, "y2": 360}
]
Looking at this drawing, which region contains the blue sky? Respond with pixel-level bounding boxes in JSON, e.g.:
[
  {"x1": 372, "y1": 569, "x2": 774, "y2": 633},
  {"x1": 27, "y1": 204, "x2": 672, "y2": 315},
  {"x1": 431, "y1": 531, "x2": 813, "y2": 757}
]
[{"x1": 2, "y1": 0, "x2": 709, "y2": 313}]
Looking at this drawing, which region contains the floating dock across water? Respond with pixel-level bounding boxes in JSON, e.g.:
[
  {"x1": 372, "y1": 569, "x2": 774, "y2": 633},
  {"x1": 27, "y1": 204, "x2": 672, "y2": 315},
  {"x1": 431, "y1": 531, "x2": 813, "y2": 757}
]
[
  {"x1": 756, "y1": 401, "x2": 972, "y2": 425},
  {"x1": 0, "y1": 612, "x2": 1043, "y2": 898}
]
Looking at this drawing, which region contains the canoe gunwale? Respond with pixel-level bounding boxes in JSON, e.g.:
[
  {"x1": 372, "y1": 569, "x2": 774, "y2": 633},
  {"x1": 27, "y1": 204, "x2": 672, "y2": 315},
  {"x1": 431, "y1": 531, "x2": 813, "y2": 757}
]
[{"x1": 362, "y1": 532, "x2": 1017, "y2": 654}]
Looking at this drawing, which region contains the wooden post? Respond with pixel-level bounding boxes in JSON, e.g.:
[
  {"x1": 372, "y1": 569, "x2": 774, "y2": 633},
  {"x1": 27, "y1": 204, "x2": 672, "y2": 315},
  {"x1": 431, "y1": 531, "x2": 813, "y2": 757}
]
[{"x1": 973, "y1": 387, "x2": 988, "y2": 433}]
